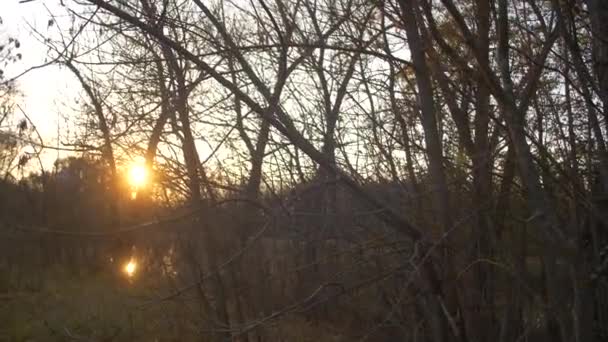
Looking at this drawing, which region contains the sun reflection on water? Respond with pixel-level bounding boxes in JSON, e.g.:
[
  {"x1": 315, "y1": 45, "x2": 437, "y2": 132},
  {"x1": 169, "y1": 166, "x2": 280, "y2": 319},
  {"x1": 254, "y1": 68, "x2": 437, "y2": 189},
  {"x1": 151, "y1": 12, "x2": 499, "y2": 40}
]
[{"x1": 124, "y1": 259, "x2": 137, "y2": 277}]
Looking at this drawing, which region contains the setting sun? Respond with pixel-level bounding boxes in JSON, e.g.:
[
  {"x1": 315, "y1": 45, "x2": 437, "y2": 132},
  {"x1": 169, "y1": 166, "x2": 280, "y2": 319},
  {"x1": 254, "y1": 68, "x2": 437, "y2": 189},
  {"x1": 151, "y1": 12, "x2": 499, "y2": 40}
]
[{"x1": 128, "y1": 164, "x2": 148, "y2": 188}]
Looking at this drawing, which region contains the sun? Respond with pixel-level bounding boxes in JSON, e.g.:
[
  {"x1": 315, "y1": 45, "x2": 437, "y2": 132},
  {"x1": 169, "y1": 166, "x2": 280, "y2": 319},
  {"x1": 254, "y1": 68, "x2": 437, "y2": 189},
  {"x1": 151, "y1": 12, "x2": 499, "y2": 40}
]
[{"x1": 128, "y1": 164, "x2": 148, "y2": 188}]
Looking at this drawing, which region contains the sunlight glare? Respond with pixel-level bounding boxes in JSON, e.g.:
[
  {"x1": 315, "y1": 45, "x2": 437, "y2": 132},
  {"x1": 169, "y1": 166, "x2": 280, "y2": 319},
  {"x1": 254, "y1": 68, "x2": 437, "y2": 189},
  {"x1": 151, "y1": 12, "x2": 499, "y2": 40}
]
[{"x1": 128, "y1": 164, "x2": 148, "y2": 188}]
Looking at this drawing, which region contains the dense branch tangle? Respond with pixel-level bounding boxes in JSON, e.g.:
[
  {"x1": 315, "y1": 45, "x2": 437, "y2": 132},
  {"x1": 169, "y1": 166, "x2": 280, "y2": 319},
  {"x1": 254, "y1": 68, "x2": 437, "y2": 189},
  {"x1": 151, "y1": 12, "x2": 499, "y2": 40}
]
[{"x1": 7, "y1": 0, "x2": 608, "y2": 341}]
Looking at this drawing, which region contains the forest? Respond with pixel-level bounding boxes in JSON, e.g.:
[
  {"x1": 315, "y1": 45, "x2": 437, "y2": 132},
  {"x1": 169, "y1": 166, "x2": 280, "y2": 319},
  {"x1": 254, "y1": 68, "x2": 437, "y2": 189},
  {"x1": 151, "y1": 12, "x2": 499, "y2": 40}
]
[{"x1": 1, "y1": 0, "x2": 607, "y2": 341}]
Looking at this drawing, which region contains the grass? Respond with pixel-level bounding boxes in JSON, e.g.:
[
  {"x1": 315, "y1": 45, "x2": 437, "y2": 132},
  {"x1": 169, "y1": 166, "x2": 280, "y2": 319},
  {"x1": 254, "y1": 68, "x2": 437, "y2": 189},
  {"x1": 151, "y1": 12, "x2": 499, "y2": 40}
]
[{"x1": 0, "y1": 263, "x2": 194, "y2": 341}]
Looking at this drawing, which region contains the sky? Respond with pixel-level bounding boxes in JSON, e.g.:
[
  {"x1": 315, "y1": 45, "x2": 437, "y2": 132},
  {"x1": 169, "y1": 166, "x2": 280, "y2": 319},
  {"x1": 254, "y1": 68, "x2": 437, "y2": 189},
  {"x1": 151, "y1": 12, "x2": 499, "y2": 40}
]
[
  {"x1": 2, "y1": 0, "x2": 80, "y2": 170},
  {"x1": 1, "y1": 0, "x2": 403, "y2": 179},
  {"x1": 2, "y1": 0, "x2": 218, "y2": 175}
]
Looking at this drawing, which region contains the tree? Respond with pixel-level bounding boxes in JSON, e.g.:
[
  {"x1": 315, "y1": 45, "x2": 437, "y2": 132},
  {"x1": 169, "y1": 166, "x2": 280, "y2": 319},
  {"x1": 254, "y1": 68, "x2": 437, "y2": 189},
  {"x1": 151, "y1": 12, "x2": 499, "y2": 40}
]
[{"x1": 9, "y1": 0, "x2": 608, "y2": 340}]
